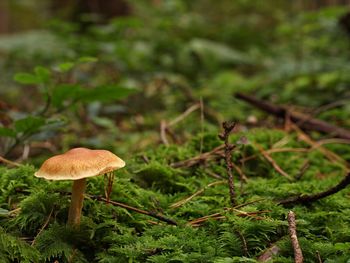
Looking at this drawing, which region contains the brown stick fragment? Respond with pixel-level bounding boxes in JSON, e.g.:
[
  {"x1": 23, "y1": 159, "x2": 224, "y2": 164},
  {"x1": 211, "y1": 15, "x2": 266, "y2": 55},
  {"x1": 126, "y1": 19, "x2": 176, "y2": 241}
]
[
  {"x1": 219, "y1": 121, "x2": 237, "y2": 207},
  {"x1": 278, "y1": 173, "x2": 350, "y2": 206},
  {"x1": 170, "y1": 144, "x2": 225, "y2": 168},
  {"x1": 160, "y1": 120, "x2": 169, "y2": 145},
  {"x1": 287, "y1": 211, "x2": 303, "y2": 263},
  {"x1": 170, "y1": 180, "x2": 226, "y2": 208},
  {"x1": 255, "y1": 144, "x2": 293, "y2": 181},
  {"x1": 88, "y1": 195, "x2": 177, "y2": 225},
  {"x1": 235, "y1": 92, "x2": 350, "y2": 140},
  {"x1": 257, "y1": 243, "x2": 281, "y2": 262},
  {"x1": 315, "y1": 250, "x2": 323, "y2": 263},
  {"x1": 0, "y1": 155, "x2": 21, "y2": 167}
]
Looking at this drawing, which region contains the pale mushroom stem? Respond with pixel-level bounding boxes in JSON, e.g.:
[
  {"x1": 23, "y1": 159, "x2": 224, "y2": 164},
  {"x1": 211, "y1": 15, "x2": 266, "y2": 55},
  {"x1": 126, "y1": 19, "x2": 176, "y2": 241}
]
[{"x1": 68, "y1": 178, "x2": 87, "y2": 227}]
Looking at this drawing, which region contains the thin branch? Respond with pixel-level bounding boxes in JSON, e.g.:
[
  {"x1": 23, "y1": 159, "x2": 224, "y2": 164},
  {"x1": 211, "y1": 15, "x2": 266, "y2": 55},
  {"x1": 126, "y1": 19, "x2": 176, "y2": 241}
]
[
  {"x1": 235, "y1": 230, "x2": 248, "y2": 257},
  {"x1": 255, "y1": 144, "x2": 293, "y2": 181},
  {"x1": 170, "y1": 144, "x2": 225, "y2": 168},
  {"x1": 31, "y1": 207, "x2": 54, "y2": 246},
  {"x1": 278, "y1": 173, "x2": 350, "y2": 206},
  {"x1": 219, "y1": 121, "x2": 237, "y2": 207},
  {"x1": 235, "y1": 92, "x2": 350, "y2": 140},
  {"x1": 315, "y1": 251, "x2": 323, "y2": 263},
  {"x1": 187, "y1": 208, "x2": 270, "y2": 226},
  {"x1": 257, "y1": 243, "x2": 281, "y2": 262},
  {"x1": 88, "y1": 194, "x2": 177, "y2": 225},
  {"x1": 160, "y1": 120, "x2": 169, "y2": 145},
  {"x1": 168, "y1": 103, "x2": 200, "y2": 127},
  {"x1": 170, "y1": 180, "x2": 226, "y2": 208},
  {"x1": 287, "y1": 211, "x2": 303, "y2": 263},
  {"x1": 0, "y1": 155, "x2": 21, "y2": 167}
]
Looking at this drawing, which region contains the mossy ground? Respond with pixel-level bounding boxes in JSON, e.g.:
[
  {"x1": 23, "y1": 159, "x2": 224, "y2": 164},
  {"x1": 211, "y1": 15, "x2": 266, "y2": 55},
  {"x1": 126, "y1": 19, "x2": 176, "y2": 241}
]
[{"x1": 0, "y1": 128, "x2": 349, "y2": 262}]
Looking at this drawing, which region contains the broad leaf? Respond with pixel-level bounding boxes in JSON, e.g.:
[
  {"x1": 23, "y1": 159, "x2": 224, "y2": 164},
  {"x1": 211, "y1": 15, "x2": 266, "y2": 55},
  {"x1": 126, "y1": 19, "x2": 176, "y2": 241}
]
[{"x1": 14, "y1": 73, "x2": 39, "y2": 85}]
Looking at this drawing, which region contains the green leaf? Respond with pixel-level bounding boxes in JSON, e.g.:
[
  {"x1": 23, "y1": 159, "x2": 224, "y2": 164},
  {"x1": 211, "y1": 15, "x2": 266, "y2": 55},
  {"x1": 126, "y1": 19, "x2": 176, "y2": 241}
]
[
  {"x1": 51, "y1": 84, "x2": 83, "y2": 108},
  {"x1": 0, "y1": 208, "x2": 9, "y2": 216},
  {"x1": 14, "y1": 116, "x2": 46, "y2": 134},
  {"x1": 34, "y1": 66, "x2": 51, "y2": 83},
  {"x1": 58, "y1": 62, "x2": 75, "y2": 72},
  {"x1": 0, "y1": 127, "x2": 16, "y2": 138},
  {"x1": 81, "y1": 85, "x2": 137, "y2": 103},
  {"x1": 78, "y1": 56, "x2": 98, "y2": 63},
  {"x1": 14, "y1": 73, "x2": 39, "y2": 85}
]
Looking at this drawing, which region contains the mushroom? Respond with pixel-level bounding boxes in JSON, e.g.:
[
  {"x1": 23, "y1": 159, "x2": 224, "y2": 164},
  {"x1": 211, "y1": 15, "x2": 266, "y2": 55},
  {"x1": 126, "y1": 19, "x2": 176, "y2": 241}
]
[{"x1": 35, "y1": 147, "x2": 125, "y2": 226}]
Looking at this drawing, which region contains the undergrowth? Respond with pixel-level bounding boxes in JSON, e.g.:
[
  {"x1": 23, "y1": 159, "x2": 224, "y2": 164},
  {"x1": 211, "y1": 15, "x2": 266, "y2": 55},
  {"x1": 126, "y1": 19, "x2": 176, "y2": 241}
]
[{"x1": 0, "y1": 128, "x2": 349, "y2": 262}]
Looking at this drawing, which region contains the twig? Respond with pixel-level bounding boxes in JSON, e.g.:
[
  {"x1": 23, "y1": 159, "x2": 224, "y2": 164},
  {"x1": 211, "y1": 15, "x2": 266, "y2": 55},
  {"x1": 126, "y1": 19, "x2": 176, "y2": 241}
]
[
  {"x1": 257, "y1": 243, "x2": 281, "y2": 262},
  {"x1": 233, "y1": 198, "x2": 266, "y2": 209},
  {"x1": 255, "y1": 144, "x2": 293, "y2": 181},
  {"x1": 170, "y1": 180, "x2": 226, "y2": 208},
  {"x1": 187, "y1": 208, "x2": 270, "y2": 226},
  {"x1": 219, "y1": 121, "x2": 237, "y2": 207},
  {"x1": 295, "y1": 160, "x2": 310, "y2": 180},
  {"x1": 287, "y1": 211, "x2": 303, "y2": 263},
  {"x1": 170, "y1": 144, "x2": 225, "y2": 168},
  {"x1": 88, "y1": 194, "x2": 177, "y2": 225},
  {"x1": 278, "y1": 173, "x2": 350, "y2": 206},
  {"x1": 292, "y1": 124, "x2": 349, "y2": 169},
  {"x1": 239, "y1": 148, "x2": 309, "y2": 163},
  {"x1": 31, "y1": 207, "x2": 54, "y2": 246},
  {"x1": 168, "y1": 103, "x2": 200, "y2": 127},
  {"x1": 0, "y1": 155, "x2": 21, "y2": 167},
  {"x1": 235, "y1": 92, "x2": 350, "y2": 140},
  {"x1": 316, "y1": 250, "x2": 323, "y2": 263},
  {"x1": 160, "y1": 120, "x2": 169, "y2": 145},
  {"x1": 235, "y1": 230, "x2": 248, "y2": 256}
]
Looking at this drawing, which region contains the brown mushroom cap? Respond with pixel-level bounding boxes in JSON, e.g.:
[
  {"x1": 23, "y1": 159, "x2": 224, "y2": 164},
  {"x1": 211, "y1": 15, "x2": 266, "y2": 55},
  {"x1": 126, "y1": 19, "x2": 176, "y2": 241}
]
[{"x1": 34, "y1": 147, "x2": 125, "y2": 180}]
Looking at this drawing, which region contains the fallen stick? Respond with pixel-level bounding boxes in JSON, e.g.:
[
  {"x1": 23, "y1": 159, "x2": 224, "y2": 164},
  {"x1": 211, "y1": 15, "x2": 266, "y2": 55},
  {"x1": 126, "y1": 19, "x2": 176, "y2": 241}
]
[
  {"x1": 219, "y1": 121, "x2": 237, "y2": 206},
  {"x1": 170, "y1": 144, "x2": 225, "y2": 168},
  {"x1": 235, "y1": 93, "x2": 350, "y2": 140},
  {"x1": 87, "y1": 195, "x2": 178, "y2": 225},
  {"x1": 287, "y1": 211, "x2": 303, "y2": 263},
  {"x1": 278, "y1": 173, "x2": 350, "y2": 206},
  {"x1": 257, "y1": 243, "x2": 281, "y2": 262}
]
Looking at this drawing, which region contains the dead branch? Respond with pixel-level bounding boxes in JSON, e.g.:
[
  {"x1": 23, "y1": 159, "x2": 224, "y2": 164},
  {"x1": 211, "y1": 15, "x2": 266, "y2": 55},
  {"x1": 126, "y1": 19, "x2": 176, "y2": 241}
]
[
  {"x1": 255, "y1": 144, "x2": 293, "y2": 181},
  {"x1": 170, "y1": 144, "x2": 225, "y2": 168},
  {"x1": 257, "y1": 243, "x2": 281, "y2": 262},
  {"x1": 0, "y1": 155, "x2": 21, "y2": 167},
  {"x1": 292, "y1": 124, "x2": 349, "y2": 169},
  {"x1": 219, "y1": 121, "x2": 237, "y2": 206},
  {"x1": 235, "y1": 92, "x2": 350, "y2": 140},
  {"x1": 278, "y1": 173, "x2": 350, "y2": 206},
  {"x1": 187, "y1": 208, "x2": 270, "y2": 226},
  {"x1": 88, "y1": 194, "x2": 177, "y2": 225},
  {"x1": 287, "y1": 211, "x2": 303, "y2": 263},
  {"x1": 170, "y1": 180, "x2": 226, "y2": 208}
]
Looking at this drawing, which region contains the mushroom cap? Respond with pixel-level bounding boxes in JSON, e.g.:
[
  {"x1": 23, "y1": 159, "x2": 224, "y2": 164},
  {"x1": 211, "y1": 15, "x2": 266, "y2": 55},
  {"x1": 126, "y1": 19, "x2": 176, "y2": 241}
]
[{"x1": 35, "y1": 148, "x2": 125, "y2": 180}]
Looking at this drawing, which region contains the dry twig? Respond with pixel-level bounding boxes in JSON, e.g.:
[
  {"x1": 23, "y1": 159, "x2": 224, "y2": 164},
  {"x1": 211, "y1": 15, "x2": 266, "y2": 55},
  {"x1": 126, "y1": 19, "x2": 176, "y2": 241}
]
[
  {"x1": 257, "y1": 243, "x2": 281, "y2": 262},
  {"x1": 170, "y1": 144, "x2": 225, "y2": 168},
  {"x1": 88, "y1": 194, "x2": 178, "y2": 225},
  {"x1": 287, "y1": 211, "x2": 303, "y2": 263},
  {"x1": 170, "y1": 180, "x2": 226, "y2": 208},
  {"x1": 219, "y1": 121, "x2": 237, "y2": 206},
  {"x1": 0, "y1": 155, "x2": 21, "y2": 167},
  {"x1": 255, "y1": 144, "x2": 293, "y2": 181},
  {"x1": 278, "y1": 173, "x2": 350, "y2": 206},
  {"x1": 235, "y1": 92, "x2": 350, "y2": 140}
]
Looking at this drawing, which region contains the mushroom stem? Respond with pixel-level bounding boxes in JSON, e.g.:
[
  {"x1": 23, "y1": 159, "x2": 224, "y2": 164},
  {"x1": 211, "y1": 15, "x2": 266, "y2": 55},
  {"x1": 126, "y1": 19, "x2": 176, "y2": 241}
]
[{"x1": 68, "y1": 178, "x2": 87, "y2": 227}]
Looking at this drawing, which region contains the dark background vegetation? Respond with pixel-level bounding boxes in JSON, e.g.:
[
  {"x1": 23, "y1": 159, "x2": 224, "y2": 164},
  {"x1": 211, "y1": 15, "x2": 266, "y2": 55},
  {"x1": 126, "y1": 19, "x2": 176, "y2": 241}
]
[{"x1": 0, "y1": 0, "x2": 350, "y2": 262}]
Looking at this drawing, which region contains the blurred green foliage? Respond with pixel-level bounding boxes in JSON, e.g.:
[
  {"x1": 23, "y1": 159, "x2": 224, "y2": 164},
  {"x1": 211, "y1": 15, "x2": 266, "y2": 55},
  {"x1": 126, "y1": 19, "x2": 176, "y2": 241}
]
[{"x1": 0, "y1": 0, "x2": 350, "y2": 262}]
